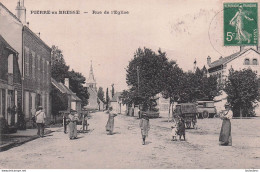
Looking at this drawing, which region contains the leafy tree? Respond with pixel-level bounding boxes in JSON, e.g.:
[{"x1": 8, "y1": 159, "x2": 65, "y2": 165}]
[
  {"x1": 68, "y1": 70, "x2": 89, "y2": 106},
  {"x1": 126, "y1": 47, "x2": 174, "y2": 111},
  {"x1": 51, "y1": 45, "x2": 69, "y2": 82},
  {"x1": 176, "y1": 68, "x2": 219, "y2": 103},
  {"x1": 97, "y1": 87, "x2": 105, "y2": 102},
  {"x1": 106, "y1": 87, "x2": 110, "y2": 110},
  {"x1": 51, "y1": 85, "x2": 68, "y2": 121},
  {"x1": 224, "y1": 68, "x2": 260, "y2": 117}
]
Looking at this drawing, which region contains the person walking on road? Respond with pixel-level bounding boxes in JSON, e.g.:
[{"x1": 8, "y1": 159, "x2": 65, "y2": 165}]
[
  {"x1": 139, "y1": 113, "x2": 150, "y2": 145},
  {"x1": 106, "y1": 106, "x2": 117, "y2": 135},
  {"x1": 82, "y1": 111, "x2": 89, "y2": 132},
  {"x1": 35, "y1": 106, "x2": 46, "y2": 138},
  {"x1": 68, "y1": 109, "x2": 78, "y2": 140},
  {"x1": 219, "y1": 103, "x2": 233, "y2": 146}
]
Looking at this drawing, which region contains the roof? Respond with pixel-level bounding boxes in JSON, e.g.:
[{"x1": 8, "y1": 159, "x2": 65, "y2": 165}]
[
  {"x1": 208, "y1": 48, "x2": 260, "y2": 69},
  {"x1": 111, "y1": 92, "x2": 122, "y2": 102},
  {"x1": 23, "y1": 26, "x2": 52, "y2": 52},
  {"x1": 0, "y1": 35, "x2": 18, "y2": 54},
  {"x1": 51, "y1": 78, "x2": 82, "y2": 102},
  {"x1": 0, "y1": 2, "x2": 21, "y2": 23}
]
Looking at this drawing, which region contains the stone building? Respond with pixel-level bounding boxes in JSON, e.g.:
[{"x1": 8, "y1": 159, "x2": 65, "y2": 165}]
[
  {"x1": 207, "y1": 47, "x2": 260, "y2": 115},
  {"x1": 1, "y1": 1, "x2": 52, "y2": 126},
  {"x1": 110, "y1": 92, "x2": 126, "y2": 114},
  {"x1": 85, "y1": 62, "x2": 104, "y2": 110},
  {"x1": 22, "y1": 26, "x2": 52, "y2": 126},
  {"x1": 0, "y1": 35, "x2": 22, "y2": 126},
  {"x1": 207, "y1": 47, "x2": 260, "y2": 85}
]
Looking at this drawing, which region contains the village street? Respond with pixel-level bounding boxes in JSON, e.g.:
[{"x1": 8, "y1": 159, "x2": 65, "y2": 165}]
[{"x1": 0, "y1": 111, "x2": 260, "y2": 169}]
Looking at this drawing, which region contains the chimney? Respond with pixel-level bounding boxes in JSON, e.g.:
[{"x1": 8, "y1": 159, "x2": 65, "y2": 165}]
[
  {"x1": 240, "y1": 46, "x2": 245, "y2": 52},
  {"x1": 16, "y1": 0, "x2": 26, "y2": 25},
  {"x1": 207, "y1": 56, "x2": 211, "y2": 66},
  {"x1": 65, "y1": 78, "x2": 69, "y2": 88}
]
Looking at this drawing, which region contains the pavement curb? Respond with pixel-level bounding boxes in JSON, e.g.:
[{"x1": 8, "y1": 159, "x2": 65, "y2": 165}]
[{"x1": 0, "y1": 129, "x2": 53, "y2": 152}]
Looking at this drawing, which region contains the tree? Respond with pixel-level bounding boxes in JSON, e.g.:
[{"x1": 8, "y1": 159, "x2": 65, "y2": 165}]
[
  {"x1": 97, "y1": 87, "x2": 105, "y2": 102},
  {"x1": 51, "y1": 85, "x2": 68, "y2": 122},
  {"x1": 106, "y1": 87, "x2": 110, "y2": 110},
  {"x1": 224, "y1": 69, "x2": 260, "y2": 117},
  {"x1": 51, "y1": 45, "x2": 69, "y2": 82},
  {"x1": 162, "y1": 64, "x2": 184, "y2": 121},
  {"x1": 176, "y1": 67, "x2": 219, "y2": 103},
  {"x1": 111, "y1": 84, "x2": 115, "y2": 98},
  {"x1": 126, "y1": 47, "x2": 174, "y2": 111},
  {"x1": 68, "y1": 70, "x2": 89, "y2": 106}
]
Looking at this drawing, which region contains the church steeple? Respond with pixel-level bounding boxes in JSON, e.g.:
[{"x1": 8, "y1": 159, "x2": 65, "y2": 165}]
[{"x1": 86, "y1": 61, "x2": 97, "y2": 90}]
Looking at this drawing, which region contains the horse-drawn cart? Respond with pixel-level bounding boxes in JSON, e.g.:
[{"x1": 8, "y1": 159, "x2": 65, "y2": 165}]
[{"x1": 173, "y1": 103, "x2": 197, "y2": 129}]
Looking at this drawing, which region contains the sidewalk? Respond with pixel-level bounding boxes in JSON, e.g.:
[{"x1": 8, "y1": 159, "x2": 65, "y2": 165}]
[{"x1": 0, "y1": 127, "x2": 55, "y2": 152}]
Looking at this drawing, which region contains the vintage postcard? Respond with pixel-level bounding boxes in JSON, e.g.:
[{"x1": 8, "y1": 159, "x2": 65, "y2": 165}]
[{"x1": 0, "y1": 0, "x2": 260, "y2": 170}]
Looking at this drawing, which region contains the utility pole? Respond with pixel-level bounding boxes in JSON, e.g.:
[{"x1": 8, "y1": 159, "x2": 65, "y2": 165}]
[
  {"x1": 137, "y1": 66, "x2": 141, "y2": 118},
  {"x1": 137, "y1": 66, "x2": 140, "y2": 95}
]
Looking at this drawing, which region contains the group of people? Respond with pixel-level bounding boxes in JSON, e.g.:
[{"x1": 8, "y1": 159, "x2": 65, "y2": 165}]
[
  {"x1": 31, "y1": 102, "x2": 233, "y2": 146},
  {"x1": 64, "y1": 109, "x2": 89, "y2": 140}
]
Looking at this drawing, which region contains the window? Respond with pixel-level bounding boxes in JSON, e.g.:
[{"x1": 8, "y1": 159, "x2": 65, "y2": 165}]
[
  {"x1": 244, "y1": 58, "x2": 250, "y2": 65},
  {"x1": 42, "y1": 59, "x2": 45, "y2": 83},
  {"x1": 31, "y1": 51, "x2": 35, "y2": 79},
  {"x1": 37, "y1": 55, "x2": 41, "y2": 82},
  {"x1": 24, "y1": 47, "x2": 29, "y2": 76},
  {"x1": 252, "y1": 59, "x2": 258, "y2": 65},
  {"x1": 46, "y1": 61, "x2": 49, "y2": 84}
]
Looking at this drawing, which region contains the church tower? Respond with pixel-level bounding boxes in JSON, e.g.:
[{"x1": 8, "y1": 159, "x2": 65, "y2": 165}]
[{"x1": 86, "y1": 61, "x2": 97, "y2": 91}]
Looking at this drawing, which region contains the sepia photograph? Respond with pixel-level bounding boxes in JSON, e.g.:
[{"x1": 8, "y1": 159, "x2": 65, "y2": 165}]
[{"x1": 0, "y1": 0, "x2": 259, "y2": 170}]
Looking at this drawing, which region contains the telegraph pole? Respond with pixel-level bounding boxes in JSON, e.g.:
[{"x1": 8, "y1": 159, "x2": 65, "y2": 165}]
[
  {"x1": 137, "y1": 66, "x2": 141, "y2": 118},
  {"x1": 137, "y1": 66, "x2": 140, "y2": 95}
]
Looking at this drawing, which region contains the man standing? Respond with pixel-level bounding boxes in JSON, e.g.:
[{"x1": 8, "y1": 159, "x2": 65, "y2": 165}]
[{"x1": 35, "y1": 106, "x2": 46, "y2": 137}]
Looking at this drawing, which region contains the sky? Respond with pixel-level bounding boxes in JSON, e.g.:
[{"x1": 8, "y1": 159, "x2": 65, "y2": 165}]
[{"x1": 1, "y1": 0, "x2": 259, "y2": 92}]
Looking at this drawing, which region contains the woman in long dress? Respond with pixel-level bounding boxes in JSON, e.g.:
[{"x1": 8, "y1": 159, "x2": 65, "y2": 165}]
[
  {"x1": 229, "y1": 5, "x2": 254, "y2": 44},
  {"x1": 219, "y1": 103, "x2": 233, "y2": 146},
  {"x1": 68, "y1": 109, "x2": 78, "y2": 139},
  {"x1": 106, "y1": 107, "x2": 117, "y2": 135},
  {"x1": 139, "y1": 113, "x2": 150, "y2": 145}
]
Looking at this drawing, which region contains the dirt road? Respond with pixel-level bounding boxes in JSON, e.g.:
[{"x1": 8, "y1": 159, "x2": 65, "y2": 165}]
[{"x1": 0, "y1": 111, "x2": 259, "y2": 169}]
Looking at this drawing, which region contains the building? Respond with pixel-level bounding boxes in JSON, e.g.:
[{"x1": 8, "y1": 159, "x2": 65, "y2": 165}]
[
  {"x1": 207, "y1": 47, "x2": 260, "y2": 115},
  {"x1": 155, "y1": 93, "x2": 171, "y2": 118},
  {"x1": 1, "y1": 1, "x2": 52, "y2": 126},
  {"x1": 207, "y1": 47, "x2": 260, "y2": 85},
  {"x1": 0, "y1": 35, "x2": 22, "y2": 126},
  {"x1": 51, "y1": 78, "x2": 82, "y2": 112},
  {"x1": 85, "y1": 62, "x2": 104, "y2": 110},
  {"x1": 110, "y1": 92, "x2": 126, "y2": 114},
  {"x1": 22, "y1": 25, "x2": 52, "y2": 126}
]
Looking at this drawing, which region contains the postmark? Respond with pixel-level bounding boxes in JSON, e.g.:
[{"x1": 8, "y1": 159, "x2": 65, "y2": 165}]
[{"x1": 224, "y1": 3, "x2": 258, "y2": 46}]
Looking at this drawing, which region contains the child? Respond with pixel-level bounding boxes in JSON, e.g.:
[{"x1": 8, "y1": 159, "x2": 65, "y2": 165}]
[
  {"x1": 171, "y1": 123, "x2": 177, "y2": 141},
  {"x1": 177, "y1": 118, "x2": 186, "y2": 141}
]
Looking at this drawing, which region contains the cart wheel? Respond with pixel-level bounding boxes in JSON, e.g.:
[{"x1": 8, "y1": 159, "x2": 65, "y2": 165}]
[
  {"x1": 202, "y1": 111, "x2": 209, "y2": 119},
  {"x1": 186, "y1": 122, "x2": 191, "y2": 129}
]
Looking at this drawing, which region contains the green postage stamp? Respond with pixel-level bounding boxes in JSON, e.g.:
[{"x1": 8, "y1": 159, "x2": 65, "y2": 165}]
[{"x1": 224, "y1": 3, "x2": 258, "y2": 46}]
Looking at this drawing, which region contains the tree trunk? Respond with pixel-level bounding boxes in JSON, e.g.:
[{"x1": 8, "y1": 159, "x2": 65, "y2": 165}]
[
  {"x1": 168, "y1": 102, "x2": 171, "y2": 122},
  {"x1": 240, "y1": 107, "x2": 242, "y2": 119}
]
